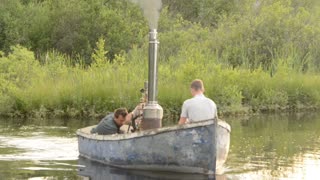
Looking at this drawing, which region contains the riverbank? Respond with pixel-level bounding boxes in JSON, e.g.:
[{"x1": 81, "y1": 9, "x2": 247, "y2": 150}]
[
  {"x1": 1, "y1": 1, "x2": 320, "y2": 120},
  {"x1": 1, "y1": 46, "x2": 320, "y2": 120}
]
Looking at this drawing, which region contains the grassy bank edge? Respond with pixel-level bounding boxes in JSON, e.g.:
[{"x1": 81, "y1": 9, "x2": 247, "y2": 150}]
[{"x1": 1, "y1": 104, "x2": 319, "y2": 121}]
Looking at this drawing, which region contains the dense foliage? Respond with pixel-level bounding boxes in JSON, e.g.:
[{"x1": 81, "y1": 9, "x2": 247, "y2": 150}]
[
  {"x1": 0, "y1": 0, "x2": 148, "y2": 63},
  {"x1": 0, "y1": 0, "x2": 320, "y2": 118}
]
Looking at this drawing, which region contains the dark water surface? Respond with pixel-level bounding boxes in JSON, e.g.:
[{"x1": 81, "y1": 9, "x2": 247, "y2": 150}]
[{"x1": 0, "y1": 113, "x2": 319, "y2": 179}]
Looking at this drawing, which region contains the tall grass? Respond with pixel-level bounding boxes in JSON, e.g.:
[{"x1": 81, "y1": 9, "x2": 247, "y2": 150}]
[{"x1": 1, "y1": 44, "x2": 320, "y2": 119}]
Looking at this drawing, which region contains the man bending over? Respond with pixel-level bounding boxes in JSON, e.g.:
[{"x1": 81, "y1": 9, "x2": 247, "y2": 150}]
[{"x1": 91, "y1": 107, "x2": 141, "y2": 135}]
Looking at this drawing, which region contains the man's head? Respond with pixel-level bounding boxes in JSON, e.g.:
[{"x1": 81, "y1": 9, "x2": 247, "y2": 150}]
[
  {"x1": 114, "y1": 108, "x2": 128, "y2": 126},
  {"x1": 190, "y1": 79, "x2": 205, "y2": 96}
]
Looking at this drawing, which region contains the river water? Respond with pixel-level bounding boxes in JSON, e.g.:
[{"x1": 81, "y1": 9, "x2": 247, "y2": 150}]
[{"x1": 0, "y1": 112, "x2": 319, "y2": 179}]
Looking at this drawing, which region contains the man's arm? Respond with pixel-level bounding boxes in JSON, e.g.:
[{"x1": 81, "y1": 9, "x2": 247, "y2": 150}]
[
  {"x1": 124, "y1": 112, "x2": 133, "y2": 125},
  {"x1": 179, "y1": 102, "x2": 188, "y2": 125},
  {"x1": 213, "y1": 101, "x2": 218, "y2": 119},
  {"x1": 179, "y1": 117, "x2": 187, "y2": 125},
  {"x1": 124, "y1": 103, "x2": 144, "y2": 125}
]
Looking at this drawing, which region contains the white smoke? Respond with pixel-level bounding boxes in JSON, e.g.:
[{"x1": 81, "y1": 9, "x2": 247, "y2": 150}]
[{"x1": 130, "y1": 0, "x2": 162, "y2": 29}]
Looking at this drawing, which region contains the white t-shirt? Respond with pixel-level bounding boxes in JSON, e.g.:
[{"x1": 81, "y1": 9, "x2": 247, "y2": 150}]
[{"x1": 180, "y1": 94, "x2": 217, "y2": 122}]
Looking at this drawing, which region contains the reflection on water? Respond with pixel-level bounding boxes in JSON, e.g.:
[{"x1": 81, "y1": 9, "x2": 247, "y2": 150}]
[
  {"x1": 78, "y1": 157, "x2": 224, "y2": 180},
  {"x1": 0, "y1": 118, "x2": 88, "y2": 179},
  {"x1": 0, "y1": 113, "x2": 319, "y2": 179},
  {"x1": 225, "y1": 113, "x2": 320, "y2": 180},
  {"x1": 0, "y1": 136, "x2": 77, "y2": 161}
]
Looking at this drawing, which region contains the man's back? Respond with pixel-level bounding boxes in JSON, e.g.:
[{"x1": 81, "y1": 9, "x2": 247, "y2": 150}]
[
  {"x1": 181, "y1": 94, "x2": 217, "y2": 123},
  {"x1": 91, "y1": 113, "x2": 119, "y2": 135}
]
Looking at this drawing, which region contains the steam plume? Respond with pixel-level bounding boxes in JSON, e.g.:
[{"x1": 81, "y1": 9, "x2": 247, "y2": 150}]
[{"x1": 130, "y1": 0, "x2": 162, "y2": 29}]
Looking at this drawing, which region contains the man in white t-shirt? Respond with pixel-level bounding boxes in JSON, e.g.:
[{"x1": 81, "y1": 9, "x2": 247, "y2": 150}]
[{"x1": 178, "y1": 79, "x2": 218, "y2": 125}]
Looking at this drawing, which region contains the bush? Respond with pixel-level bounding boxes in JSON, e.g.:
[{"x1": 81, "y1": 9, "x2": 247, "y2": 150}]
[{"x1": 0, "y1": 0, "x2": 148, "y2": 63}]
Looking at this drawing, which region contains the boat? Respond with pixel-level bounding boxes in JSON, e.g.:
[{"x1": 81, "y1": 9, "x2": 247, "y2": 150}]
[{"x1": 77, "y1": 119, "x2": 231, "y2": 175}]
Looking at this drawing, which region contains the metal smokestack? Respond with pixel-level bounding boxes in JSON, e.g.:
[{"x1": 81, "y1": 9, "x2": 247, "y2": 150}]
[
  {"x1": 148, "y1": 29, "x2": 158, "y2": 103},
  {"x1": 141, "y1": 29, "x2": 163, "y2": 130}
]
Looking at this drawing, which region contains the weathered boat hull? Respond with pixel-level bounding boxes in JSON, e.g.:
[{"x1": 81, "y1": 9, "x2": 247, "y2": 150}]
[{"x1": 77, "y1": 120, "x2": 230, "y2": 174}]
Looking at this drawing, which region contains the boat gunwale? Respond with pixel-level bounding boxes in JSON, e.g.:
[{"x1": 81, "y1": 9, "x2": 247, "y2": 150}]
[{"x1": 77, "y1": 119, "x2": 230, "y2": 141}]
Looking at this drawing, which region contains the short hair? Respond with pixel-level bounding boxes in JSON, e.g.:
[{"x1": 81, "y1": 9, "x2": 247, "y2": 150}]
[
  {"x1": 190, "y1": 79, "x2": 204, "y2": 91},
  {"x1": 114, "y1": 108, "x2": 128, "y2": 118}
]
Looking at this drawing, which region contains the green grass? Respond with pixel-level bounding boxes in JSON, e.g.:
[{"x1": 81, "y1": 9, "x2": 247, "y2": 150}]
[{"x1": 1, "y1": 45, "x2": 320, "y2": 120}]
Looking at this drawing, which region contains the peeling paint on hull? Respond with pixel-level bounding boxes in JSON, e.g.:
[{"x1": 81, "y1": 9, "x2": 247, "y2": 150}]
[{"x1": 77, "y1": 120, "x2": 231, "y2": 174}]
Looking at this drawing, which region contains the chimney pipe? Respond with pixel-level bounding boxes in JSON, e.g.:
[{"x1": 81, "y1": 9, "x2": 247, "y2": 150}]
[
  {"x1": 141, "y1": 29, "x2": 163, "y2": 130},
  {"x1": 148, "y1": 29, "x2": 158, "y2": 103}
]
